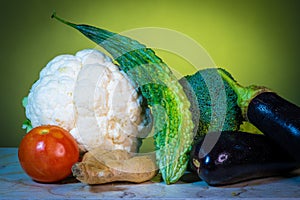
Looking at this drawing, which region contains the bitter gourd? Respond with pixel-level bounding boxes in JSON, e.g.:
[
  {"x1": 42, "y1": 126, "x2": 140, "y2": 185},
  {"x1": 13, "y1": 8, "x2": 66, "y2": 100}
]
[
  {"x1": 52, "y1": 13, "x2": 194, "y2": 184},
  {"x1": 180, "y1": 68, "x2": 244, "y2": 141}
]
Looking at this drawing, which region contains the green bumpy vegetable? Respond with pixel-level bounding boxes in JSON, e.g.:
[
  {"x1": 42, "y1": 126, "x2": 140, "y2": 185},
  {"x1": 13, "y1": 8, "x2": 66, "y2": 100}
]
[
  {"x1": 52, "y1": 13, "x2": 194, "y2": 184},
  {"x1": 179, "y1": 68, "x2": 244, "y2": 141}
]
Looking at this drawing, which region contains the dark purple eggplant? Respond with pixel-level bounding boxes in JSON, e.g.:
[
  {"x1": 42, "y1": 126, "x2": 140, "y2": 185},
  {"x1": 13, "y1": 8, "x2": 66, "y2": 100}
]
[
  {"x1": 218, "y1": 69, "x2": 300, "y2": 161},
  {"x1": 247, "y1": 92, "x2": 300, "y2": 161},
  {"x1": 190, "y1": 131, "x2": 300, "y2": 186}
]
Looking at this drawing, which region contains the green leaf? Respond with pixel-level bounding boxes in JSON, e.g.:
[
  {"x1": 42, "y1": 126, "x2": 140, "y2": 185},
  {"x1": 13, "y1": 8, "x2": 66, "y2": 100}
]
[
  {"x1": 22, "y1": 119, "x2": 32, "y2": 133},
  {"x1": 22, "y1": 97, "x2": 28, "y2": 108}
]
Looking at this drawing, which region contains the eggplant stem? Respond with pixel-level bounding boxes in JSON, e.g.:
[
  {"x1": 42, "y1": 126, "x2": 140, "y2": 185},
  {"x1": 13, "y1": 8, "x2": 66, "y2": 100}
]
[{"x1": 217, "y1": 69, "x2": 270, "y2": 119}]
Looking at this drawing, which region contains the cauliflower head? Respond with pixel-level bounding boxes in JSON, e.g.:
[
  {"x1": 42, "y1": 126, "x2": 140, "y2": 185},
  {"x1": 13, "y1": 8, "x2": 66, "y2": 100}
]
[{"x1": 25, "y1": 49, "x2": 151, "y2": 153}]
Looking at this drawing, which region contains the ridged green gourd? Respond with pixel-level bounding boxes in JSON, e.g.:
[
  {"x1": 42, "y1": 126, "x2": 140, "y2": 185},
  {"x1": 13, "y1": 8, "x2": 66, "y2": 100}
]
[
  {"x1": 180, "y1": 68, "x2": 244, "y2": 141},
  {"x1": 52, "y1": 13, "x2": 194, "y2": 184}
]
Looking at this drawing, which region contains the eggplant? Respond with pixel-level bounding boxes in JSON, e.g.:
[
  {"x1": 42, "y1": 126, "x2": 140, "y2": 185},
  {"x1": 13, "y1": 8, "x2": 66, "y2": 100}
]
[
  {"x1": 190, "y1": 131, "x2": 300, "y2": 186},
  {"x1": 247, "y1": 92, "x2": 300, "y2": 161},
  {"x1": 218, "y1": 69, "x2": 300, "y2": 161}
]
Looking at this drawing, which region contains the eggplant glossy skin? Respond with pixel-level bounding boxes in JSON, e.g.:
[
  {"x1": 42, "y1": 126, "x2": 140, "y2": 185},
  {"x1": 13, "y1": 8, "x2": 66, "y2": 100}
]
[
  {"x1": 248, "y1": 92, "x2": 300, "y2": 161},
  {"x1": 190, "y1": 131, "x2": 299, "y2": 186}
]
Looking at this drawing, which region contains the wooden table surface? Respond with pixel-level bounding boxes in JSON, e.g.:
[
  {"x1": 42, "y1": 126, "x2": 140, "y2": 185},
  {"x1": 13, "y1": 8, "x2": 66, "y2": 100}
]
[{"x1": 1, "y1": 148, "x2": 300, "y2": 199}]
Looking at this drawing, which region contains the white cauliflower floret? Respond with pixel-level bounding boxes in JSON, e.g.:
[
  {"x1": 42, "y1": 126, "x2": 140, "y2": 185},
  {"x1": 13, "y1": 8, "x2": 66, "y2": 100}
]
[{"x1": 25, "y1": 49, "x2": 150, "y2": 153}]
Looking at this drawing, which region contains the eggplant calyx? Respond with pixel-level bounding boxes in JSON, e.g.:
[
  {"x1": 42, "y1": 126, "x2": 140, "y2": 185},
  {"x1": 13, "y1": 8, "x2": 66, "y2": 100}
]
[{"x1": 217, "y1": 69, "x2": 271, "y2": 119}]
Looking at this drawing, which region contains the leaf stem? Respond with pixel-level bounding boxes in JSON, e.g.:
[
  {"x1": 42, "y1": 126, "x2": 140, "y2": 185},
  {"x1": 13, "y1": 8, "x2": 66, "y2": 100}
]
[{"x1": 51, "y1": 11, "x2": 77, "y2": 28}]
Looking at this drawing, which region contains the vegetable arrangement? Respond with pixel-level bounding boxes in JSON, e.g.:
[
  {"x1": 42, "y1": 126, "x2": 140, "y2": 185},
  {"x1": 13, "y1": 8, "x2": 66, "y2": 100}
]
[
  {"x1": 51, "y1": 13, "x2": 194, "y2": 184},
  {"x1": 218, "y1": 69, "x2": 300, "y2": 162},
  {"x1": 187, "y1": 69, "x2": 300, "y2": 185},
  {"x1": 19, "y1": 13, "x2": 300, "y2": 186}
]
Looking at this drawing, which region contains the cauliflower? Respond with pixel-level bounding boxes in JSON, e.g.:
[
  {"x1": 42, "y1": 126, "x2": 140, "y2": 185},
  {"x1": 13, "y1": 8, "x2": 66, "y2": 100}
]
[{"x1": 24, "y1": 49, "x2": 151, "y2": 153}]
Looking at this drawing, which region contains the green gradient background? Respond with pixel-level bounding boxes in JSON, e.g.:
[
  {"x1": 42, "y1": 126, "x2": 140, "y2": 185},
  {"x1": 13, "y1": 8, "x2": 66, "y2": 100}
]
[{"x1": 1, "y1": 0, "x2": 299, "y2": 147}]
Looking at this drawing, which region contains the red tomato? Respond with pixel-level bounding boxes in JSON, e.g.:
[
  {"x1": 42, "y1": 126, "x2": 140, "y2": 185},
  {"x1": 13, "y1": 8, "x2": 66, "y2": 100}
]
[{"x1": 18, "y1": 125, "x2": 79, "y2": 183}]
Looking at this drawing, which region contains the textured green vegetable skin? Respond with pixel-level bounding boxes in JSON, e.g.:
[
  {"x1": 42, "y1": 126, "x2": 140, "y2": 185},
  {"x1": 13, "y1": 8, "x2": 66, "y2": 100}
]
[
  {"x1": 180, "y1": 68, "x2": 243, "y2": 140},
  {"x1": 52, "y1": 13, "x2": 194, "y2": 184}
]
